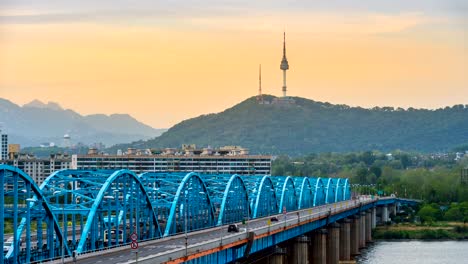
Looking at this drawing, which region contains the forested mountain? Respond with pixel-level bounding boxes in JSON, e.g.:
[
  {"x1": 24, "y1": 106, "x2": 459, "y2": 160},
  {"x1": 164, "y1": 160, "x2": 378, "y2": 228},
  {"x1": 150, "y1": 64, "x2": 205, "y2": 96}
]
[
  {"x1": 113, "y1": 95, "x2": 468, "y2": 155},
  {"x1": 0, "y1": 98, "x2": 165, "y2": 147}
]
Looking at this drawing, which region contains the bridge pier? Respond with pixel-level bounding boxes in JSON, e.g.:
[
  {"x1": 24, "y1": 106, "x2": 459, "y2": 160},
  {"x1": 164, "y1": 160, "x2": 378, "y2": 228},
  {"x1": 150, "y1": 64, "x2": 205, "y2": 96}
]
[
  {"x1": 371, "y1": 207, "x2": 376, "y2": 228},
  {"x1": 359, "y1": 212, "x2": 366, "y2": 249},
  {"x1": 339, "y1": 219, "x2": 351, "y2": 261},
  {"x1": 268, "y1": 246, "x2": 286, "y2": 264},
  {"x1": 350, "y1": 215, "x2": 360, "y2": 256},
  {"x1": 290, "y1": 236, "x2": 309, "y2": 264},
  {"x1": 327, "y1": 223, "x2": 340, "y2": 264},
  {"x1": 391, "y1": 204, "x2": 397, "y2": 217},
  {"x1": 365, "y1": 210, "x2": 372, "y2": 243},
  {"x1": 311, "y1": 229, "x2": 327, "y2": 264},
  {"x1": 382, "y1": 205, "x2": 389, "y2": 224}
]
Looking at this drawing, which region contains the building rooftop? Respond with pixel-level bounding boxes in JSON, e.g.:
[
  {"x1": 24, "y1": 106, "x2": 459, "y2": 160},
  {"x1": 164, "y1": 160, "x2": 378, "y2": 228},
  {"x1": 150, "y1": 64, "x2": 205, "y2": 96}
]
[{"x1": 83, "y1": 145, "x2": 271, "y2": 158}]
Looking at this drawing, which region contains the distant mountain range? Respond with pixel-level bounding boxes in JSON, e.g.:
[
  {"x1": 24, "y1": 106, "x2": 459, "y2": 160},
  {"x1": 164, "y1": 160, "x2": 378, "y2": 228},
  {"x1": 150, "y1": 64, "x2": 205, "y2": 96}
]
[
  {"x1": 0, "y1": 98, "x2": 166, "y2": 147},
  {"x1": 110, "y1": 95, "x2": 468, "y2": 155}
]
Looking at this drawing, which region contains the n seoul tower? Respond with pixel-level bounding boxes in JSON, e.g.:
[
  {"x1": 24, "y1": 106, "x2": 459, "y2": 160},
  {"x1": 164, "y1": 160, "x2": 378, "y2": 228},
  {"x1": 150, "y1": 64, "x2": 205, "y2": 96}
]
[{"x1": 280, "y1": 32, "x2": 289, "y2": 97}]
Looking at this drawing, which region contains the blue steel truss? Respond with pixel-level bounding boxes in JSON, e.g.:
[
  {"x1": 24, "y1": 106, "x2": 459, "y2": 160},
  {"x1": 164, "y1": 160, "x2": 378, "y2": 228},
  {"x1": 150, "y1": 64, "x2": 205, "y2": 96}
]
[
  {"x1": 0, "y1": 165, "x2": 68, "y2": 264},
  {"x1": 311, "y1": 177, "x2": 326, "y2": 206},
  {"x1": 272, "y1": 176, "x2": 297, "y2": 213},
  {"x1": 139, "y1": 172, "x2": 215, "y2": 237},
  {"x1": 243, "y1": 176, "x2": 278, "y2": 218},
  {"x1": 0, "y1": 167, "x2": 351, "y2": 263},
  {"x1": 202, "y1": 174, "x2": 249, "y2": 226},
  {"x1": 324, "y1": 178, "x2": 338, "y2": 204}
]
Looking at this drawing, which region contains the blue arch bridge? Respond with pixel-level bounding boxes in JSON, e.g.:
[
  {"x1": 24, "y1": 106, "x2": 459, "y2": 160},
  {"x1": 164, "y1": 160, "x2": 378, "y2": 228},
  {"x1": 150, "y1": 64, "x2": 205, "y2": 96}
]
[{"x1": 1, "y1": 165, "x2": 417, "y2": 264}]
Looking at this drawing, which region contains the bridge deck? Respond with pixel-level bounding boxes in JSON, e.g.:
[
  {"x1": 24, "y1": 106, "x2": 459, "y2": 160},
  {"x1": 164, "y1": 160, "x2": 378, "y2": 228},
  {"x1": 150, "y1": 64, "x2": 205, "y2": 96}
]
[{"x1": 51, "y1": 197, "x2": 400, "y2": 264}]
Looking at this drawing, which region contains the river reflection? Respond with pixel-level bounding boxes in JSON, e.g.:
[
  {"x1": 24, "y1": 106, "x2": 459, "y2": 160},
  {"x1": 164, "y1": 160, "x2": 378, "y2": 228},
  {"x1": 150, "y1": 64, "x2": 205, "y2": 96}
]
[{"x1": 356, "y1": 241, "x2": 468, "y2": 264}]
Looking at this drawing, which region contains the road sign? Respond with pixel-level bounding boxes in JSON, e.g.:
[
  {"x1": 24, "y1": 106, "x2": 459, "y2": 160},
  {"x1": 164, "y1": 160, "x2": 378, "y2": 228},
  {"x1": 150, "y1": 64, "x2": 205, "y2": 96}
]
[
  {"x1": 130, "y1": 232, "x2": 138, "y2": 241},
  {"x1": 131, "y1": 241, "x2": 139, "y2": 249}
]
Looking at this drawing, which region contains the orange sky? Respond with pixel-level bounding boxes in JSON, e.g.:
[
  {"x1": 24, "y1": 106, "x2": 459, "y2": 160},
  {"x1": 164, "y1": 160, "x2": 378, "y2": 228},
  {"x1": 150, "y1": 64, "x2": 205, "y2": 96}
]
[{"x1": 0, "y1": 2, "x2": 467, "y2": 128}]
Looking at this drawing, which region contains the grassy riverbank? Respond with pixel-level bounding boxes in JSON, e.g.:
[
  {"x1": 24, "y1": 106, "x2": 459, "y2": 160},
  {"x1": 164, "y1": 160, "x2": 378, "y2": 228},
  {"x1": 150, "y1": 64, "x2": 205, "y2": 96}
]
[{"x1": 373, "y1": 222, "x2": 468, "y2": 240}]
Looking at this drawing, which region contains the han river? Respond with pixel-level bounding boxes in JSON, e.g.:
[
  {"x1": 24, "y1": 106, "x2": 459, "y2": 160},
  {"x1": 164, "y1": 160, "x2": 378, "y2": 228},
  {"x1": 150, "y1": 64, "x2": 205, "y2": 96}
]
[{"x1": 355, "y1": 241, "x2": 468, "y2": 264}]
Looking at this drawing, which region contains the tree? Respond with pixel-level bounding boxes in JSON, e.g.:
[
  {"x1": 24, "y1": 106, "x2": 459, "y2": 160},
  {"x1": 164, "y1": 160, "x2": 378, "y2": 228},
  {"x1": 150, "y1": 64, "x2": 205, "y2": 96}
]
[
  {"x1": 417, "y1": 205, "x2": 440, "y2": 223},
  {"x1": 444, "y1": 207, "x2": 463, "y2": 221},
  {"x1": 370, "y1": 166, "x2": 382, "y2": 178},
  {"x1": 360, "y1": 151, "x2": 375, "y2": 166},
  {"x1": 355, "y1": 167, "x2": 368, "y2": 184}
]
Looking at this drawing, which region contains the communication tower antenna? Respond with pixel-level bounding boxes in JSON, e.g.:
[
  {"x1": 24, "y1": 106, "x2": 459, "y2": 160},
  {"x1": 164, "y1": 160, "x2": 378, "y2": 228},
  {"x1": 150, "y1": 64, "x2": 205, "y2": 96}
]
[{"x1": 257, "y1": 64, "x2": 263, "y2": 103}]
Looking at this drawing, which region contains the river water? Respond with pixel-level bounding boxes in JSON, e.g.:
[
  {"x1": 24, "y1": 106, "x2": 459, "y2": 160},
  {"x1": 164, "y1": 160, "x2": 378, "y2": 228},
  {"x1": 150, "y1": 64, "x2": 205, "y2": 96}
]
[{"x1": 356, "y1": 241, "x2": 468, "y2": 264}]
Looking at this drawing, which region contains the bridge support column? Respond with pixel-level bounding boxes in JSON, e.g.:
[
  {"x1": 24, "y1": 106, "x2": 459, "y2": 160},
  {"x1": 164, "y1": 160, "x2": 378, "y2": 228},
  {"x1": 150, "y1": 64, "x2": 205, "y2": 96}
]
[
  {"x1": 291, "y1": 236, "x2": 309, "y2": 264},
  {"x1": 371, "y1": 207, "x2": 376, "y2": 228},
  {"x1": 327, "y1": 223, "x2": 340, "y2": 264},
  {"x1": 382, "y1": 205, "x2": 389, "y2": 224},
  {"x1": 339, "y1": 219, "x2": 351, "y2": 261},
  {"x1": 365, "y1": 210, "x2": 372, "y2": 243},
  {"x1": 359, "y1": 212, "x2": 366, "y2": 249},
  {"x1": 269, "y1": 246, "x2": 286, "y2": 264},
  {"x1": 350, "y1": 215, "x2": 360, "y2": 256},
  {"x1": 311, "y1": 229, "x2": 327, "y2": 264}
]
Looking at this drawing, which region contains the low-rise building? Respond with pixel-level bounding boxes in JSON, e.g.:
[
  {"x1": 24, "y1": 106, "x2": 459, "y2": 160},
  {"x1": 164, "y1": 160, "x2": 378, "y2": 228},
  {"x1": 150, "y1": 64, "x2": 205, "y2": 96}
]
[
  {"x1": 4, "y1": 153, "x2": 72, "y2": 185},
  {"x1": 72, "y1": 146, "x2": 271, "y2": 175}
]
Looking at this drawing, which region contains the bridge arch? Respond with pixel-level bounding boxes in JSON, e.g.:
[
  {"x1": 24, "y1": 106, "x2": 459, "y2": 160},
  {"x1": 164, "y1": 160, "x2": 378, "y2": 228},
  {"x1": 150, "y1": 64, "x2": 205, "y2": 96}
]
[
  {"x1": 294, "y1": 177, "x2": 313, "y2": 209},
  {"x1": 162, "y1": 172, "x2": 215, "y2": 236},
  {"x1": 324, "y1": 178, "x2": 338, "y2": 204},
  {"x1": 0, "y1": 165, "x2": 70, "y2": 263},
  {"x1": 335, "y1": 178, "x2": 344, "y2": 202},
  {"x1": 311, "y1": 177, "x2": 326, "y2": 206},
  {"x1": 243, "y1": 175, "x2": 278, "y2": 218},
  {"x1": 215, "y1": 174, "x2": 249, "y2": 225},
  {"x1": 75, "y1": 170, "x2": 161, "y2": 253},
  {"x1": 273, "y1": 176, "x2": 297, "y2": 213},
  {"x1": 342, "y1": 178, "x2": 351, "y2": 200}
]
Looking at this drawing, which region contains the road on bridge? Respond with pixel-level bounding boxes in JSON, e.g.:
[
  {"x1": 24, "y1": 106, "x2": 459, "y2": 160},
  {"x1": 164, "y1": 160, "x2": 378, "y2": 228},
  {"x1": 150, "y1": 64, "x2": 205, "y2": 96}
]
[{"x1": 53, "y1": 197, "x2": 376, "y2": 264}]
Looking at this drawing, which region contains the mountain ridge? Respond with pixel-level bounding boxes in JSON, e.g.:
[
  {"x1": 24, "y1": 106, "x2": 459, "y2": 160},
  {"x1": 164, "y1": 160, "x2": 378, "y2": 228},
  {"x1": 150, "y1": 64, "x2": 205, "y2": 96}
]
[
  {"x1": 0, "y1": 98, "x2": 166, "y2": 147},
  {"x1": 109, "y1": 95, "x2": 468, "y2": 155}
]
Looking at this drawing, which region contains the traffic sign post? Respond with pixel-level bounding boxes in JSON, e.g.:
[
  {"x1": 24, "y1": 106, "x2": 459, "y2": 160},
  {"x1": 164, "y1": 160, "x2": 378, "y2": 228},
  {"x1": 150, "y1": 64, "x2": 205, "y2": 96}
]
[
  {"x1": 131, "y1": 241, "x2": 139, "y2": 249},
  {"x1": 130, "y1": 233, "x2": 139, "y2": 263}
]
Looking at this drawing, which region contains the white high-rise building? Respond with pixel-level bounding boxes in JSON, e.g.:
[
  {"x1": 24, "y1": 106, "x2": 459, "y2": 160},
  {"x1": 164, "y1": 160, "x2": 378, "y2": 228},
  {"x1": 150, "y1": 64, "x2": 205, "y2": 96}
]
[{"x1": 1, "y1": 128, "x2": 8, "y2": 161}]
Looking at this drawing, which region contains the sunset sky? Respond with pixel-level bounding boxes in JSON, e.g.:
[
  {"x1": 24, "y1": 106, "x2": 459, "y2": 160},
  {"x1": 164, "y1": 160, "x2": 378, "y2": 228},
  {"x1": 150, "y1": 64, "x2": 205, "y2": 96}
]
[{"x1": 1, "y1": 1, "x2": 466, "y2": 128}]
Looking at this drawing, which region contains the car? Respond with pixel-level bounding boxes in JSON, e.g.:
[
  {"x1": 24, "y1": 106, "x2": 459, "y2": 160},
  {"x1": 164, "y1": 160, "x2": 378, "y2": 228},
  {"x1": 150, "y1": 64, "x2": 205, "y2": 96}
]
[
  {"x1": 227, "y1": 224, "x2": 239, "y2": 233},
  {"x1": 270, "y1": 216, "x2": 279, "y2": 222}
]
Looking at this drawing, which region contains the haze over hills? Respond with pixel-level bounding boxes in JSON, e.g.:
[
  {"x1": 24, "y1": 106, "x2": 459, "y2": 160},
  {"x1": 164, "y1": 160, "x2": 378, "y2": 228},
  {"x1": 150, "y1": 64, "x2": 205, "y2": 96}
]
[
  {"x1": 111, "y1": 95, "x2": 468, "y2": 155},
  {"x1": 0, "y1": 98, "x2": 166, "y2": 147}
]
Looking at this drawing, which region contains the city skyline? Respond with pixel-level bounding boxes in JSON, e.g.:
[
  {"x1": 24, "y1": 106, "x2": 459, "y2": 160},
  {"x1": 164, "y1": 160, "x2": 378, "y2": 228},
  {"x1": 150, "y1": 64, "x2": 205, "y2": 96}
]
[{"x1": 1, "y1": 0, "x2": 466, "y2": 128}]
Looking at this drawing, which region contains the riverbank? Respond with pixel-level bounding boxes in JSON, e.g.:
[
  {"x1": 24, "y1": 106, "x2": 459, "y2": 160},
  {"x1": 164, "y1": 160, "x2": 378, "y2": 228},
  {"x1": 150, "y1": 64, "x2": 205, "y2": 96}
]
[{"x1": 373, "y1": 222, "x2": 468, "y2": 240}]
